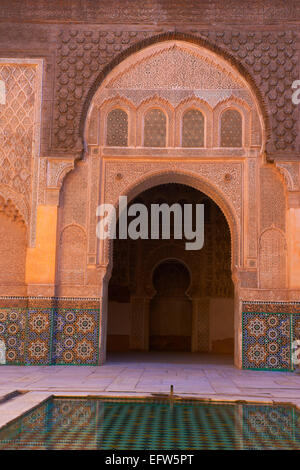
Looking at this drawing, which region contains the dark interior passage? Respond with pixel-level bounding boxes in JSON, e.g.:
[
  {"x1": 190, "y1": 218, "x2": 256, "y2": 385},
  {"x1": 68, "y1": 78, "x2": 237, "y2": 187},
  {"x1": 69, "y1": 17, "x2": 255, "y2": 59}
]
[
  {"x1": 107, "y1": 183, "x2": 234, "y2": 356},
  {"x1": 150, "y1": 260, "x2": 192, "y2": 351}
]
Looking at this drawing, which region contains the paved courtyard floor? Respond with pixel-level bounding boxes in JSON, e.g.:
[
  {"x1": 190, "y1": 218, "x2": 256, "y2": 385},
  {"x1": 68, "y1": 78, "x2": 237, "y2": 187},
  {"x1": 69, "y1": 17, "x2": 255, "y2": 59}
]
[{"x1": 0, "y1": 352, "x2": 300, "y2": 428}]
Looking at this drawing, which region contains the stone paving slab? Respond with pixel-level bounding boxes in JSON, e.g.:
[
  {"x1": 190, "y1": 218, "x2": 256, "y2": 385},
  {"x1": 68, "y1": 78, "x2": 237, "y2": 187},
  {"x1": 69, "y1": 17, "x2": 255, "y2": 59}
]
[
  {"x1": 0, "y1": 392, "x2": 52, "y2": 428},
  {"x1": 0, "y1": 353, "x2": 299, "y2": 427}
]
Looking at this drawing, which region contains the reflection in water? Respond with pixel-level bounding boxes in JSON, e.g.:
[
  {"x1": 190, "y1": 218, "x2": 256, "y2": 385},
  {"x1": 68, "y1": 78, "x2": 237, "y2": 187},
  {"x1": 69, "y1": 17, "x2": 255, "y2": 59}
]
[{"x1": 0, "y1": 398, "x2": 299, "y2": 450}]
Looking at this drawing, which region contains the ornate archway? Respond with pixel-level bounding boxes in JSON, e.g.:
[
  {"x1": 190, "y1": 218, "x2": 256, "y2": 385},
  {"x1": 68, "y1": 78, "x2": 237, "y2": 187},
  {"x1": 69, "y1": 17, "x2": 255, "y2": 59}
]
[
  {"x1": 80, "y1": 39, "x2": 267, "y2": 367},
  {"x1": 56, "y1": 38, "x2": 291, "y2": 370},
  {"x1": 0, "y1": 20, "x2": 298, "y2": 372},
  {"x1": 102, "y1": 178, "x2": 236, "y2": 365}
]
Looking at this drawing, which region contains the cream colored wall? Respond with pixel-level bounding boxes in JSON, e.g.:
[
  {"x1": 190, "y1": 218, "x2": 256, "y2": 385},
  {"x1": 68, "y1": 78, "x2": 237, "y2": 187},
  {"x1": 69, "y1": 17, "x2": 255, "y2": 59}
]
[
  {"x1": 209, "y1": 298, "x2": 234, "y2": 347},
  {"x1": 25, "y1": 205, "x2": 58, "y2": 288},
  {"x1": 288, "y1": 208, "x2": 300, "y2": 289},
  {"x1": 107, "y1": 297, "x2": 234, "y2": 348},
  {"x1": 0, "y1": 213, "x2": 27, "y2": 295},
  {"x1": 150, "y1": 297, "x2": 192, "y2": 336},
  {"x1": 107, "y1": 301, "x2": 131, "y2": 335}
]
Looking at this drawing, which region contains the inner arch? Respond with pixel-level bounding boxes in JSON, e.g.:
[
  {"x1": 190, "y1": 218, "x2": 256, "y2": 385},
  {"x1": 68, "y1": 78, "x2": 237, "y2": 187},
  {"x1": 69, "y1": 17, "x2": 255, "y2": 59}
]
[
  {"x1": 85, "y1": 38, "x2": 265, "y2": 150},
  {"x1": 107, "y1": 183, "x2": 234, "y2": 358},
  {"x1": 107, "y1": 170, "x2": 239, "y2": 268}
]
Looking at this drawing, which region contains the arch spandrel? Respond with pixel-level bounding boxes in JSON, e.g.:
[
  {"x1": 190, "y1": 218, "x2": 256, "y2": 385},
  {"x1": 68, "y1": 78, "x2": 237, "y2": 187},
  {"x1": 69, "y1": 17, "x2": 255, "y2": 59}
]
[{"x1": 100, "y1": 169, "x2": 241, "y2": 272}]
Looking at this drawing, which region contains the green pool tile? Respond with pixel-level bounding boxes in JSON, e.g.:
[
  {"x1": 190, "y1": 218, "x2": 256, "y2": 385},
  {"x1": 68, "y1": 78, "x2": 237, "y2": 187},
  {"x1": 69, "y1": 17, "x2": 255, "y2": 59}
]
[{"x1": 0, "y1": 397, "x2": 299, "y2": 450}]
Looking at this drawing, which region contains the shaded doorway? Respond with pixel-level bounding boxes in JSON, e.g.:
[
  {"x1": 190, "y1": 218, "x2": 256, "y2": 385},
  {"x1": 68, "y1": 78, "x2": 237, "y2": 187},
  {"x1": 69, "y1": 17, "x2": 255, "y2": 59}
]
[
  {"x1": 107, "y1": 183, "x2": 234, "y2": 359},
  {"x1": 150, "y1": 260, "x2": 192, "y2": 351}
]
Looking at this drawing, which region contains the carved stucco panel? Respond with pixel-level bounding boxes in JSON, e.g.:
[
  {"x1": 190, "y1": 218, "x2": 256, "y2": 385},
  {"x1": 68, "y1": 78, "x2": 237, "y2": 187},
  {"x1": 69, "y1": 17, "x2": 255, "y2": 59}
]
[
  {"x1": 88, "y1": 41, "x2": 261, "y2": 151},
  {"x1": 0, "y1": 63, "x2": 36, "y2": 200},
  {"x1": 40, "y1": 158, "x2": 75, "y2": 207},
  {"x1": 0, "y1": 59, "x2": 43, "y2": 245},
  {"x1": 276, "y1": 162, "x2": 300, "y2": 191},
  {"x1": 87, "y1": 154, "x2": 101, "y2": 262},
  {"x1": 53, "y1": 29, "x2": 297, "y2": 153},
  {"x1": 46, "y1": 159, "x2": 75, "y2": 189},
  {"x1": 38, "y1": 158, "x2": 47, "y2": 205},
  {"x1": 0, "y1": 187, "x2": 29, "y2": 225},
  {"x1": 3, "y1": 1, "x2": 300, "y2": 25},
  {"x1": 260, "y1": 166, "x2": 286, "y2": 233},
  {"x1": 247, "y1": 158, "x2": 258, "y2": 261},
  {"x1": 107, "y1": 44, "x2": 245, "y2": 90},
  {"x1": 99, "y1": 160, "x2": 243, "y2": 268},
  {"x1": 99, "y1": 88, "x2": 254, "y2": 110},
  {"x1": 103, "y1": 160, "x2": 243, "y2": 219},
  {"x1": 198, "y1": 30, "x2": 297, "y2": 153},
  {"x1": 259, "y1": 228, "x2": 287, "y2": 289}
]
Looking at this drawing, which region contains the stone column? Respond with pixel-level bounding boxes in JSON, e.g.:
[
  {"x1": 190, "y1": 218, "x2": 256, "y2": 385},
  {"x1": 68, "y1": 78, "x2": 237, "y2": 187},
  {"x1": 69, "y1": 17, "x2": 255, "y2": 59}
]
[
  {"x1": 234, "y1": 295, "x2": 242, "y2": 369},
  {"x1": 98, "y1": 265, "x2": 111, "y2": 365},
  {"x1": 129, "y1": 297, "x2": 150, "y2": 350},
  {"x1": 191, "y1": 297, "x2": 210, "y2": 352},
  {"x1": 232, "y1": 267, "x2": 242, "y2": 369}
]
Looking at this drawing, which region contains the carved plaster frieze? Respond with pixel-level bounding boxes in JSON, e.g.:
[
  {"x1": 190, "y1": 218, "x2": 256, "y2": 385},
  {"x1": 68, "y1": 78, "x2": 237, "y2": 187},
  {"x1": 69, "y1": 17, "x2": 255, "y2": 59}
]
[
  {"x1": 104, "y1": 160, "x2": 243, "y2": 219},
  {"x1": 106, "y1": 43, "x2": 245, "y2": 91},
  {"x1": 0, "y1": 58, "x2": 43, "y2": 247},
  {"x1": 46, "y1": 159, "x2": 75, "y2": 189},
  {"x1": 276, "y1": 162, "x2": 300, "y2": 191},
  {"x1": 0, "y1": 188, "x2": 28, "y2": 225},
  {"x1": 100, "y1": 160, "x2": 242, "y2": 269},
  {"x1": 45, "y1": 158, "x2": 75, "y2": 206},
  {"x1": 97, "y1": 88, "x2": 254, "y2": 110}
]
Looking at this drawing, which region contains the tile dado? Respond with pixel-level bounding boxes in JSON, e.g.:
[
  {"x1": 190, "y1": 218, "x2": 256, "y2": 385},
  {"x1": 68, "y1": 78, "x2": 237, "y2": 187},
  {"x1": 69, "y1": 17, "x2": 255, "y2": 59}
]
[
  {"x1": 242, "y1": 302, "x2": 300, "y2": 371},
  {"x1": 1, "y1": 298, "x2": 300, "y2": 370},
  {"x1": 0, "y1": 297, "x2": 100, "y2": 366}
]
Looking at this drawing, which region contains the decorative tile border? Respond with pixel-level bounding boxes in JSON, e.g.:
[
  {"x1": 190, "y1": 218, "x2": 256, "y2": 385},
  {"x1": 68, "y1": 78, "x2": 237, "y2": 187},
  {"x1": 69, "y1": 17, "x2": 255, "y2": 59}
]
[
  {"x1": 0, "y1": 298, "x2": 100, "y2": 366},
  {"x1": 242, "y1": 301, "x2": 300, "y2": 371},
  {"x1": 1, "y1": 298, "x2": 299, "y2": 369},
  {"x1": 243, "y1": 302, "x2": 300, "y2": 315}
]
